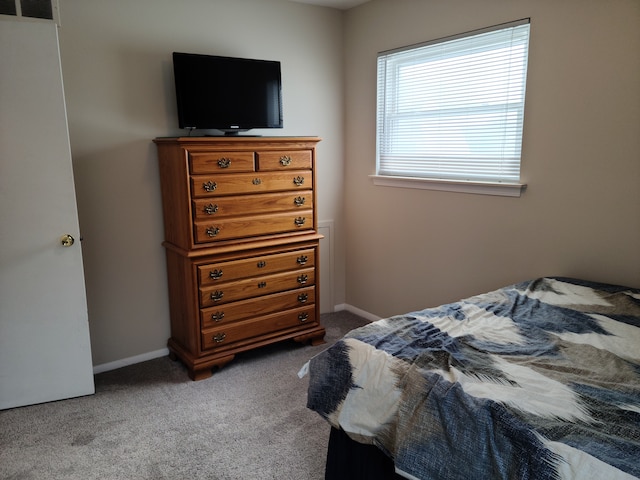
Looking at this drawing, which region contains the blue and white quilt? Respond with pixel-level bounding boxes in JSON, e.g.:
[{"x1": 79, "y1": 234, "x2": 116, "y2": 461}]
[{"x1": 304, "y1": 277, "x2": 640, "y2": 480}]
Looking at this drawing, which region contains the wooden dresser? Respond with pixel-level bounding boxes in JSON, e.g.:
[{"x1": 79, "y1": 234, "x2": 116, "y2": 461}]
[{"x1": 154, "y1": 136, "x2": 326, "y2": 380}]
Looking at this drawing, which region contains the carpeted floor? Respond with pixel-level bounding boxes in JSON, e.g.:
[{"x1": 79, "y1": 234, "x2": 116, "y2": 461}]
[{"x1": 0, "y1": 310, "x2": 369, "y2": 480}]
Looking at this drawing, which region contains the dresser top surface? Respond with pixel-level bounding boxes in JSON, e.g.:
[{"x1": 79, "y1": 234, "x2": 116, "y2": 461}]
[{"x1": 154, "y1": 136, "x2": 321, "y2": 145}]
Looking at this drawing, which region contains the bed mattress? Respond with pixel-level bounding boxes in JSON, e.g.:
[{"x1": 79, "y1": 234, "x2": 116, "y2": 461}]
[{"x1": 303, "y1": 277, "x2": 640, "y2": 479}]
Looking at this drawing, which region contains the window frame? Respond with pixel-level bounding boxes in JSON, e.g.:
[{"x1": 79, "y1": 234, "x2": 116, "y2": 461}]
[
  {"x1": 0, "y1": 0, "x2": 60, "y2": 24},
  {"x1": 374, "y1": 19, "x2": 530, "y2": 197}
]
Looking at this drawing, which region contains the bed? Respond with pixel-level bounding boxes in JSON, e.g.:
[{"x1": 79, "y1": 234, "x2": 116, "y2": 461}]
[{"x1": 301, "y1": 277, "x2": 640, "y2": 480}]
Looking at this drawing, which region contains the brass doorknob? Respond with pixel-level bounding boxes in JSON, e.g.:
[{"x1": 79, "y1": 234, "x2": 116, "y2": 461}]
[{"x1": 61, "y1": 234, "x2": 75, "y2": 247}]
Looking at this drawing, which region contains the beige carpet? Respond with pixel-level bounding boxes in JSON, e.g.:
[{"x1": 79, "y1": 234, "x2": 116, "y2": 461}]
[{"x1": 0, "y1": 311, "x2": 369, "y2": 480}]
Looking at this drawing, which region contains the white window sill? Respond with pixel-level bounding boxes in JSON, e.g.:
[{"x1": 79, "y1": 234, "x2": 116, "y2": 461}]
[{"x1": 370, "y1": 175, "x2": 526, "y2": 197}]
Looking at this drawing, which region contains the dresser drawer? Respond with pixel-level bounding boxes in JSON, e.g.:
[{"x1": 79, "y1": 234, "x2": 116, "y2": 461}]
[
  {"x1": 257, "y1": 150, "x2": 312, "y2": 171},
  {"x1": 193, "y1": 210, "x2": 313, "y2": 244},
  {"x1": 198, "y1": 248, "x2": 315, "y2": 286},
  {"x1": 192, "y1": 190, "x2": 313, "y2": 221},
  {"x1": 200, "y1": 267, "x2": 315, "y2": 307},
  {"x1": 200, "y1": 286, "x2": 315, "y2": 329},
  {"x1": 189, "y1": 151, "x2": 255, "y2": 174},
  {"x1": 201, "y1": 305, "x2": 317, "y2": 351},
  {"x1": 191, "y1": 170, "x2": 311, "y2": 197}
]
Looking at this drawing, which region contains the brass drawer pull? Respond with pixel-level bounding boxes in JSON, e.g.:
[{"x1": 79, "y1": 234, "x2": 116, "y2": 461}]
[
  {"x1": 209, "y1": 269, "x2": 223, "y2": 280},
  {"x1": 206, "y1": 226, "x2": 220, "y2": 237},
  {"x1": 297, "y1": 293, "x2": 308, "y2": 303},
  {"x1": 297, "y1": 274, "x2": 308, "y2": 285},
  {"x1": 298, "y1": 313, "x2": 309, "y2": 323},
  {"x1": 293, "y1": 176, "x2": 305, "y2": 186},
  {"x1": 294, "y1": 217, "x2": 306, "y2": 227},
  {"x1": 203, "y1": 181, "x2": 217, "y2": 192},
  {"x1": 211, "y1": 311, "x2": 225, "y2": 322},
  {"x1": 258, "y1": 281, "x2": 267, "y2": 288},
  {"x1": 252, "y1": 178, "x2": 262, "y2": 185},
  {"x1": 279, "y1": 155, "x2": 292, "y2": 166},
  {"x1": 204, "y1": 203, "x2": 219, "y2": 215},
  {"x1": 217, "y1": 158, "x2": 231, "y2": 168},
  {"x1": 294, "y1": 196, "x2": 305, "y2": 207},
  {"x1": 257, "y1": 261, "x2": 267, "y2": 268},
  {"x1": 213, "y1": 333, "x2": 226, "y2": 343},
  {"x1": 210, "y1": 290, "x2": 224, "y2": 302},
  {"x1": 296, "y1": 255, "x2": 308, "y2": 265}
]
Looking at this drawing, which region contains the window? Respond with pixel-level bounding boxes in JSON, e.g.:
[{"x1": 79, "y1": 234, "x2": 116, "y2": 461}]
[
  {"x1": 0, "y1": 0, "x2": 58, "y2": 22},
  {"x1": 375, "y1": 19, "x2": 530, "y2": 196}
]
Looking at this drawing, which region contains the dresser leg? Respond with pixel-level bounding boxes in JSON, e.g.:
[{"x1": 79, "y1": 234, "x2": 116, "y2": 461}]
[
  {"x1": 187, "y1": 354, "x2": 236, "y2": 381},
  {"x1": 188, "y1": 368, "x2": 213, "y2": 381},
  {"x1": 294, "y1": 328, "x2": 326, "y2": 347},
  {"x1": 309, "y1": 335, "x2": 326, "y2": 346}
]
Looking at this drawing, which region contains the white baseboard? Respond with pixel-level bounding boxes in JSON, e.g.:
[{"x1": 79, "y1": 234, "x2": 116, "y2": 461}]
[
  {"x1": 333, "y1": 303, "x2": 381, "y2": 323},
  {"x1": 93, "y1": 304, "x2": 380, "y2": 374},
  {"x1": 93, "y1": 348, "x2": 169, "y2": 375}
]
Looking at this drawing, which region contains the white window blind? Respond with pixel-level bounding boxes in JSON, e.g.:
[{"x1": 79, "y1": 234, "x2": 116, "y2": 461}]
[{"x1": 376, "y1": 19, "x2": 530, "y2": 184}]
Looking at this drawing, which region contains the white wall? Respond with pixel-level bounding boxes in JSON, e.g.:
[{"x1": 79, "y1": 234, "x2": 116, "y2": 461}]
[
  {"x1": 58, "y1": 0, "x2": 640, "y2": 367},
  {"x1": 343, "y1": 0, "x2": 640, "y2": 317},
  {"x1": 57, "y1": 0, "x2": 345, "y2": 366}
]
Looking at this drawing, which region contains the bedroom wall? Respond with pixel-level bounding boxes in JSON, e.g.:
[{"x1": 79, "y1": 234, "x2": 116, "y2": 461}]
[
  {"x1": 57, "y1": 0, "x2": 346, "y2": 366},
  {"x1": 343, "y1": 0, "x2": 640, "y2": 318}
]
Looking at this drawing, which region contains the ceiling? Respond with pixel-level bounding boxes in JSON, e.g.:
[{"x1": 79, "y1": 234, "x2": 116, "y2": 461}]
[{"x1": 288, "y1": 0, "x2": 371, "y2": 10}]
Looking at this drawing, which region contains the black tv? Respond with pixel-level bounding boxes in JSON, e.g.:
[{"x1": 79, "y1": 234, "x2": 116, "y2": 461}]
[{"x1": 172, "y1": 52, "x2": 283, "y2": 135}]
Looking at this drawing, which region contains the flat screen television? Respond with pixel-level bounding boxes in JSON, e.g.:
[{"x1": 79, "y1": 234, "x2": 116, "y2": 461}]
[{"x1": 172, "y1": 52, "x2": 283, "y2": 135}]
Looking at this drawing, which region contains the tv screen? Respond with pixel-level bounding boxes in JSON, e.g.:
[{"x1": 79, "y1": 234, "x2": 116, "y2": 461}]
[{"x1": 172, "y1": 52, "x2": 283, "y2": 134}]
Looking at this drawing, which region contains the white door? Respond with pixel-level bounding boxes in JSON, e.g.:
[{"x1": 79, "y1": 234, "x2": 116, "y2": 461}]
[{"x1": 0, "y1": 19, "x2": 94, "y2": 409}]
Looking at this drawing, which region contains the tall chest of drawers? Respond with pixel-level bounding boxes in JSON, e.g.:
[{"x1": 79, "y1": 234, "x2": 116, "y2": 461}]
[{"x1": 154, "y1": 136, "x2": 326, "y2": 380}]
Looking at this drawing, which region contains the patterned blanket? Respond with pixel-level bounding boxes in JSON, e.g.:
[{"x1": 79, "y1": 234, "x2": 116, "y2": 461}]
[{"x1": 303, "y1": 277, "x2": 640, "y2": 480}]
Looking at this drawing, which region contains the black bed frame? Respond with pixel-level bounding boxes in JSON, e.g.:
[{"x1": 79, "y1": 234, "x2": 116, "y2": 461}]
[{"x1": 325, "y1": 427, "x2": 405, "y2": 480}]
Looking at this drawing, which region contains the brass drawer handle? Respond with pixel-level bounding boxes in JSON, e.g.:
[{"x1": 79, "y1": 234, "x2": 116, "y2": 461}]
[
  {"x1": 210, "y1": 290, "x2": 224, "y2": 302},
  {"x1": 204, "y1": 203, "x2": 219, "y2": 215},
  {"x1": 293, "y1": 176, "x2": 305, "y2": 186},
  {"x1": 257, "y1": 261, "x2": 267, "y2": 268},
  {"x1": 209, "y1": 269, "x2": 223, "y2": 280},
  {"x1": 294, "y1": 196, "x2": 305, "y2": 207},
  {"x1": 203, "y1": 181, "x2": 217, "y2": 192},
  {"x1": 298, "y1": 313, "x2": 309, "y2": 323},
  {"x1": 297, "y1": 274, "x2": 308, "y2": 285},
  {"x1": 252, "y1": 178, "x2": 262, "y2": 185},
  {"x1": 279, "y1": 155, "x2": 292, "y2": 166},
  {"x1": 258, "y1": 281, "x2": 267, "y2": 288},
  {"x1": 217, "y1": 157, "x2": 231, "y2": 168},
  {"x1": 211, "y1": 311, "x2": 225, "y2": 322},
  {"x1": 213, "y1": 333, "x2": 226, "y2": 343},
  {"x1": 206, "y1": 226, "x2": 220, "y2": 237},
  {"x1": 296, "y1": 255, "x2": 308, "y2": 265},
  {"x1": 297, "y1": 293, "x2": 308, "y2": 303},
  {"x1": 294, "y1": 217, "x2": 306, "y2": 227}
]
